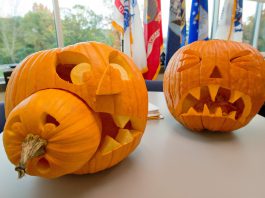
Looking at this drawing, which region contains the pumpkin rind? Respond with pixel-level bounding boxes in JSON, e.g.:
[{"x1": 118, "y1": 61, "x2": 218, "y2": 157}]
[
  {"x1": 3, "y1": 89, "x2": 101, "y2": 178},
  {"x1": 164, "y1": 40, "x2": 265, "y2": 132},
  {"x1": 5, "y1": 42, "x2": 147, "y2": 120},
  {"x1": 4, "y1": 42, "x2": 148, "y2": 177}
]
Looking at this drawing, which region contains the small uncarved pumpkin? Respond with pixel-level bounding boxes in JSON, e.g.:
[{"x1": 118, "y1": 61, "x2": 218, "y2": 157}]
[
  {"x1": 164, "y1": 40, "x2": 265, "y2": 132},
  {"x1": 4, "y1": 42, "x2": 148, "y2": 178}
]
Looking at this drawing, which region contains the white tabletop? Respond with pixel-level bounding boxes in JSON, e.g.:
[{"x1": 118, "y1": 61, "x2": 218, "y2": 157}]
[{"x1": 1, "y1": 92, "x2": 265, "y2": 198}]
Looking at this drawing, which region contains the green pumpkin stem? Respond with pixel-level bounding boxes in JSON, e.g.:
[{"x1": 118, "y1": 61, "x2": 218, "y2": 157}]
[{"x1": 15, "y1": 134, "x2": 47, "y2": 179}]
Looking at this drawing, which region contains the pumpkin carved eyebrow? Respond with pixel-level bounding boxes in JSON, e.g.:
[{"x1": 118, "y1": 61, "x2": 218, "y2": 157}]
[
  {"x1": 177, "y1": 49, "x2": 201, "y2": 72},
  {"x1": 230, "y1": 49, "x2": 260, "y2": 72},
  {"x1": 182, "y1": 49, "x2": 201, "y2": 57},
  {"x1": 230, "y1": 50, "x2": 251, "y2": 62}
]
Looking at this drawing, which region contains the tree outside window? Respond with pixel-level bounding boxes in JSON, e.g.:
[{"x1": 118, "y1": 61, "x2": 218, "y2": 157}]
[{"x1": 0, "y1": 0, "x2": 118, "y2": 79}]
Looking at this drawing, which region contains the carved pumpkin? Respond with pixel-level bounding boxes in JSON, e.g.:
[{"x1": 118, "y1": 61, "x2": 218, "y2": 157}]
[
  {"x1": 3, "y1": 42, "x2": 148, "y2": 178},
  {"x1": 164, "y1": 40, "x2": 265, "y2": 132}
]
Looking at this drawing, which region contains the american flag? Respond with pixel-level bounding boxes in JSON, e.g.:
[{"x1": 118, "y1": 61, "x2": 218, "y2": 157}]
[{"x1": 112, "y1": 0, "x2": 147, "y2": 72}]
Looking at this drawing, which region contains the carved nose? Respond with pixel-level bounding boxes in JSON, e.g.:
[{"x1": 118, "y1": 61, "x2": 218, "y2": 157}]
[{"x1": 210, "y1": 66, "x2": 222, "y2": 78}]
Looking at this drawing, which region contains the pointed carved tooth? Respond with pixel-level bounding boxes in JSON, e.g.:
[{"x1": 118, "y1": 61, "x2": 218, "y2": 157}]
[
  {"x1": 115, "y1": 129, "x2": 133, "y2": 144},
  {"x1": 187, "y1": 107, "x2": 199, "y2": 115},
  {"x1": 189, "y1": 87, "x2": 200, "y2": 100},
  {"x1": 242, "y1": 96, "x2": 251, "y2": 117},
  {"x1": 112, "y1": 115, "x2": 130, "y2": 128},
  {"x1": 229, "y1": 91, "x2": 242, "y2": 103},
  {"x1": 203, "y1": 104, "x2": 210, "y2": 115},
  {"x1": 238, "y1": 96, "x2": 252, "y2": 123},
  {"x1": 99, "y1": 136, "x2": 122, "y2": 154},
  {"x1": 228, "y1": 111, "x2": 237, "y2": 120},
  {"x1": 208, "y1": 85, "x2": 219, "y2": 101},
  {"x1": 215, "y1": 107, "x2": 222, "y2": 117}
]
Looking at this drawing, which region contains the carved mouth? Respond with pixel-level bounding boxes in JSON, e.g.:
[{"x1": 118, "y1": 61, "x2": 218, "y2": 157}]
[
  {"x1": 95, "y1": 113, "x2": 142, "y2": 154},
  {"x1": 73, "y1": 113, "x2": 143, "y2": 173},
  {"x1": 181, "y1": 85, "x2": 251, "y2": 122}
]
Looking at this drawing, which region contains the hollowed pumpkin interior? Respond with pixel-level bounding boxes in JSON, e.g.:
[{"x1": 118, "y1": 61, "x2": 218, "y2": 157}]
[
  {"x1": 99, "y1": 113, "x2": 133, "y2": 145},
  {"x1": 182, "y1": 86, "x2": 247, "y2": 120},
  {"x1": 56, "y1": 51, "x2": 91, "y2": 84}
]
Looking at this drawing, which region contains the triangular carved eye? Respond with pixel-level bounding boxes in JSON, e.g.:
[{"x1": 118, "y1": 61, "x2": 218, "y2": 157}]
[
  {"x1": 45, "y1": 114, "x2": 59, "y2": 127},
  {"x1": 230, "y1": 50, "x2": 251, "y2": 62},
  {"x1": 210, "y1": 66, "x2": 222, "y2": 78}
]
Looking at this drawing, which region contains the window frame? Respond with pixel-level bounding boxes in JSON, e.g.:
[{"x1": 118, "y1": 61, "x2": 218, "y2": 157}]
[
  {"x1": 51, "y1": 0, "x2": 265, "y2": 53},
  {"x1": 0, "y1": 0, "x2": 264, "y2": 84}
]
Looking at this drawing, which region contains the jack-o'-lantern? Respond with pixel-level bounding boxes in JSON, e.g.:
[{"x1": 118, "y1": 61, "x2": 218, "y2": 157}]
[
  {"x1": 3, "y1": 42, "x2": 148, "y2": 178},
  {"x1": 164, "y1": 40, "x2": 265, "y2": 132}
]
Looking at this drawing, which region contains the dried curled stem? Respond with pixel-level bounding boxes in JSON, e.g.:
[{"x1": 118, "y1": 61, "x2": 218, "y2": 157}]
[{"x1": 15, "y1": 134, "x2": 47, "y2": 179}]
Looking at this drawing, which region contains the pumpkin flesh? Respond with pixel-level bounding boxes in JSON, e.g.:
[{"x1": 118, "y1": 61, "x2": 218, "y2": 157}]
[
  {"x1": 4, "y1": 42, "x2": 148, "y2": 177},
  {"x1": 164, "y1": 40, "x2": 265, "y2": 132},
  {"x1": 180, "y1": 85, "x2": 250, "y2": 131}
]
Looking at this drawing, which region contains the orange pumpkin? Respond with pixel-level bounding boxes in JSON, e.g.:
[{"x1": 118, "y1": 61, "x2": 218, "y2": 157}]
[
  {"x1": 4, "y1": 89, "x2": 101, "y2": 178},
  {"x1": 164, "y1": 40, "x2": 265, "y2": 132},
  {"x1": 4, "y1": 42, "x2": 148, "y2": 178}
]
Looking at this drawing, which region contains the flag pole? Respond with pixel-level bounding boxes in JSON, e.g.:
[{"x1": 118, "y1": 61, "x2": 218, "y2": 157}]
[{"x1": 121, "y1": 33, "x2": 124, "y2": 52}]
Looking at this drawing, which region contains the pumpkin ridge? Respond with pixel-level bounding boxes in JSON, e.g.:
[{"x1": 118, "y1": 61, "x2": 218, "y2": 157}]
[
  {"x1": 164, "y1": 40, "x2": 265, "y2": 132},
  {"x1": 4, "y1": 42, "x2": 148, "y2": 177}
]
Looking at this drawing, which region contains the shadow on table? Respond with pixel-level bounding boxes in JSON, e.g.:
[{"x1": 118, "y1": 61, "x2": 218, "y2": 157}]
[
  {"x1": 170, "y1": 122, "x2": 238, "y2": 143},
  {"x1": 31, "y1": 157, "x2": 138, "y2": 198}
]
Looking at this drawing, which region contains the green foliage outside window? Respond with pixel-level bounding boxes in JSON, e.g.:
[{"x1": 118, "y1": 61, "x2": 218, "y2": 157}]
[
  {"x1": 0, "y1": 2, "x2": 116, "y2": 67},
  {"x1": 61, "y1": 5, "x2": 115, "y2": 46},
  {"x1": 0, "y1": 4, "x2": 57, "y2": 65},
  {"x1": 243, "y1": 10, "x2": 265, "y2": 51},
  {"x1": 0, "y1": 1, "x2": 264, "y2": 79}
]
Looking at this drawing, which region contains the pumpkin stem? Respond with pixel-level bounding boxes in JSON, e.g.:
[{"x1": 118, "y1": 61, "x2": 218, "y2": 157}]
[{"x1": 15, "y1": 134, "x2": 47, "y2": 179}]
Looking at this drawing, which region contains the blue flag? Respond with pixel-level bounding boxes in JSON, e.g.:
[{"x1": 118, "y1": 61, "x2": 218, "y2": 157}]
[
  {"x1": 234, "y1": 0, "x2": 243, "y2": 34},
  {"x1": 123, "y1": 0, "x2": 130, "y2": 32},
  {"x1": 165, "y1": 0, "x2": 186, "y2": 67},
  {"x1": 188, "y1": 0, "x2": 208, "y2": 44}
]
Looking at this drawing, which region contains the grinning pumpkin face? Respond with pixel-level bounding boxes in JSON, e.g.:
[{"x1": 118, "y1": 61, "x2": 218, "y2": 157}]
[
  {"x1": 164, "y1": 40, "x2": 265, "y2": 132},
  {"x1": 4, "y1": 42, "x2": 148, "y2": 178}
]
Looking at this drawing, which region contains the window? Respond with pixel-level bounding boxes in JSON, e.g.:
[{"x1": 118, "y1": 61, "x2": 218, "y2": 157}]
[
  {"x1": 242, "y1": 0, "x2": 258, "y2": 45},
  {"x1": 257, "y1": 3, "x2": 265, "y2": 52},
  {"x1": 0, "y1": 0, "x2": 57, "y2": 81},
  {"x1": 0, "y1": 0, "x2": 57, "y2": 64},
  {"x1": 0, "y1": 0, "x2": 116, "y2": 82},
  {"x1": 0, "y1": 0, "x2": 265, "y2": 83},
  {"x1": 58, "y1": 0, "x2": 116, "y2": 47}
]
